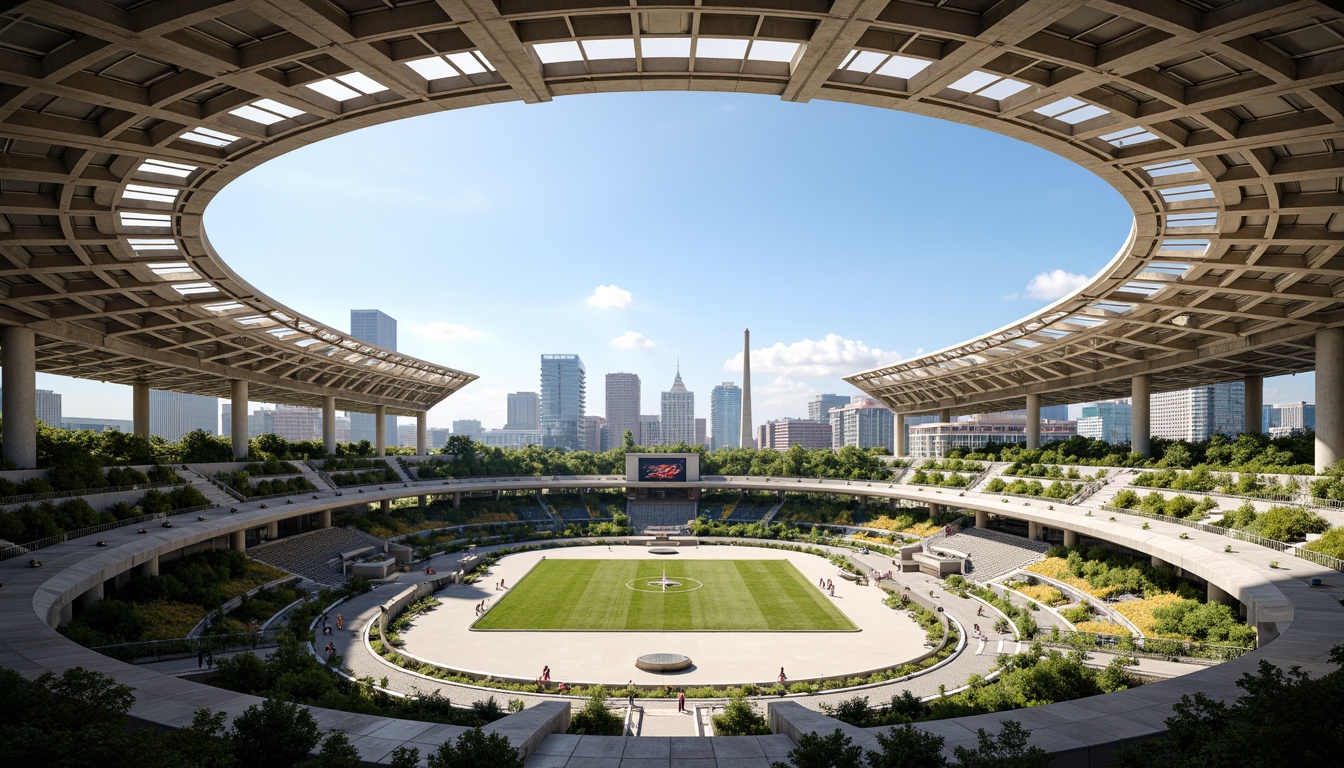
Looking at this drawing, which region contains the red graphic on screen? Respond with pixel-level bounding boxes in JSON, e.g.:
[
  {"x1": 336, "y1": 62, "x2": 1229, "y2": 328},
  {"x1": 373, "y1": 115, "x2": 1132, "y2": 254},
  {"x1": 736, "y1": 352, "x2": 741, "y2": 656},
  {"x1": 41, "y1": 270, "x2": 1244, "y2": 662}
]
[{"x1": 644, "y1": 464, "x2": 682, "y2": 480}]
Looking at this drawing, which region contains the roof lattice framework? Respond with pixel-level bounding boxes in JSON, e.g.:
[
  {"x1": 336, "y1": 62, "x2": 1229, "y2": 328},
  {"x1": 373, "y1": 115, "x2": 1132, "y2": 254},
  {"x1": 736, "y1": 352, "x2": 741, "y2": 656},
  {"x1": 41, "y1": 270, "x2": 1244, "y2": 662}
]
[{"x1": 0, "y1": 1, "x2": 1340, "y2": 416}]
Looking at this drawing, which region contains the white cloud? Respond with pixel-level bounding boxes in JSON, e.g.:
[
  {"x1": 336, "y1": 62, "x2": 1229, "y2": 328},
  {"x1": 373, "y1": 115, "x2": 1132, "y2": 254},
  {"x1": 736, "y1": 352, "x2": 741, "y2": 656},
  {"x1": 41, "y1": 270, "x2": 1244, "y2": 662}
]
[
  {"x1": 409, "y1": 321, "x2": 483, "y2": 341},
  {"x1": 612, "y1": 330, "x2": 655, "y2": 349},
  {"x1": 586, "y1": 284, "x2": 633, "y2": 309},
  {"x1": 1020, "y1": 269, "x2": 1090, "y2": 301},
  {"x1": 724, "y1": 334, "x2": 901, "y2": 377}
]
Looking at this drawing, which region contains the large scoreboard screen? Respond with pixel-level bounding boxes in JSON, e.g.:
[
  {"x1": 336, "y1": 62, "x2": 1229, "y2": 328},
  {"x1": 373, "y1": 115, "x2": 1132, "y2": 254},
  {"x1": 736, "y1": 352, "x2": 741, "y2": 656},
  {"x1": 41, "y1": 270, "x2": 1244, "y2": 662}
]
[{"x1": 638, "y1": 457, "x2": 686, "y2": 482}]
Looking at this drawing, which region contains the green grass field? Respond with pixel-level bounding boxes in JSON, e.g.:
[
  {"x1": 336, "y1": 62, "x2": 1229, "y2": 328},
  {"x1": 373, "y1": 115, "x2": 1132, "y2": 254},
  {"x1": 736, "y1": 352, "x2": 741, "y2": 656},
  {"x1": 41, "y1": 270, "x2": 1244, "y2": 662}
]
[{"x1": 472, "y1": 559, "x2": 856, "y2": 631}]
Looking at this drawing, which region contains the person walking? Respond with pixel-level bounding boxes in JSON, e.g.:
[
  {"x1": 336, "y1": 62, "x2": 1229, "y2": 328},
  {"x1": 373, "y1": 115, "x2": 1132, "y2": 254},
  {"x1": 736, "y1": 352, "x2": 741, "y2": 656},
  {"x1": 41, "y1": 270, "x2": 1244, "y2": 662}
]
[
  {"x1": 678, "y1": 690, "x2": 686, "y2": 713},
  {"x1": 197, "y1": 649, "x2": 204, "y2": 669},
  {"x1": 336, "y1": 613, "x2": 343, "y2": 631},
  {"x1": 778, "y1": 668, "x2": 787, "y2": 684},
  {"x1": 542, "y1": 665, "x2": 551, "y2": 682}
]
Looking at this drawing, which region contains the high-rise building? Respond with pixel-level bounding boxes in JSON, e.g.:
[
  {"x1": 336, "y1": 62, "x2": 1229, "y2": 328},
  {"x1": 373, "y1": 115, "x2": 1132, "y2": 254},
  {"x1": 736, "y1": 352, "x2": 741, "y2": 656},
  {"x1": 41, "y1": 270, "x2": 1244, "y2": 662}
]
[
  {"x1": 583, "y1": 416, "x2": 606, "y2": 452},
  {"x1": 480, "y1": 429, "x2": 544, "y2": 448},
  {"x1": 397, "y1": 423, "x2": 418, "y2": 447},
  {"x1": 349, "y1": 309, "x2": 399, "y2": 446},
  {"x1": 1041, "y1": 404, "x2": 1070, "y2": 422},
  {"x1": 695, "y1": 418, "x2": 707, "y2": 448},
  {"x1": 541, "y1": 354, "x2": 585, "y2": 451},
  {"x1": 710, "y1": 382, "x2": 742, "y2": 451},
  {"x1": 639, "y1": 414, "x2": 661, "y2": 447},
  {"x1": 269, "y1": 404, "x2": 322, "y2": 442},
  {"x1": 807, "y1": 394, "x2": 850, "y2": 423},
  {"x1": 1267, "y1": 401, "x2": 1315, "y2": 438},
  {"x1": 61, "y1": 417, "x2": 132, "y2": 433},
  {"x1": 760, "y1": 418, "x2": 832, "y2": 451},
  {"x1": 452, "y1": 419, "x2": 482, "y2": 441},
  {"x1": 35, "y1": 388, "x2": 61, "y2": 426},
  {"x1": 427, "y1": 427, "x2": 451, "y2": 449},
  {"x1": 830, "y1": 398, "x2": 895, "y2": 452},
  {"x1": 740, "y1": 329, "x2": 753, "y2": 449},
  {"x1": 900, "y1": 414, "x2": 938, "y2": 454},
  {"x1": 604, "y1": 373, "x2": 641, "y2": 451},
  {"x1": 150, "y1": 390, "x2": 218, "y2": 441},
  {"x1": 1151, "y1": 382, "x2": 1245, "y2": 441},
  {"x1": 908, "y1": 414, "x2": 1077, "y2": 458},
  {"x1": 505, "y1": 392, "x2": 540, "y2": 431},
  {"x1": 660, "y1": 368, "x2": 696, "y2": 446},
  {"x1": 1076, "y1": 401, "x2": 1132, "y2": 444}
]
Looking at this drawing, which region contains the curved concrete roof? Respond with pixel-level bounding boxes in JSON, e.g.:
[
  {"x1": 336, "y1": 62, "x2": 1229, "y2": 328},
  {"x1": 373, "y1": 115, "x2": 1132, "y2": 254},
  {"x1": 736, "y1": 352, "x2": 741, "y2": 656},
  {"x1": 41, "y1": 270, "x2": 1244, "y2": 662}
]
[{"x1": 1, "y1": 1, "x2": 1339, "y2": 414}]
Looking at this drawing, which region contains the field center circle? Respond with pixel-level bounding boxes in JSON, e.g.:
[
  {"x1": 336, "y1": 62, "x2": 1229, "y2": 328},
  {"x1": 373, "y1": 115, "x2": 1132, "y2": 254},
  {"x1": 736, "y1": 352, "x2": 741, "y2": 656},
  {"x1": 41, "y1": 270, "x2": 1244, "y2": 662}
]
[{"x1": 625, "y1": 577, "x2": 704, "y2": 594}]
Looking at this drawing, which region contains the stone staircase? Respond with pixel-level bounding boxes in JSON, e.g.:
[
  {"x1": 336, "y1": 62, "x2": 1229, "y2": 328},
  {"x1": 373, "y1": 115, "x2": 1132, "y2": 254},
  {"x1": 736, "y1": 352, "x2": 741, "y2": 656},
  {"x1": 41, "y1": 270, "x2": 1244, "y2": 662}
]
[
  {"x1": 933, "y1": 528, "x2": 1051, "y2": 583},
  {"x1": 1079, "y1": 470, "x2": 1134, "y2": 509},
  {"x1": 292, "y1": 461, "x2": 334, "y2": 492},
  {"x1": 182, "y1": 468, "x2": 243, "y2": 506},
  {"x1": 382, "y1": 456, "x2": 413, "y2": 482}
]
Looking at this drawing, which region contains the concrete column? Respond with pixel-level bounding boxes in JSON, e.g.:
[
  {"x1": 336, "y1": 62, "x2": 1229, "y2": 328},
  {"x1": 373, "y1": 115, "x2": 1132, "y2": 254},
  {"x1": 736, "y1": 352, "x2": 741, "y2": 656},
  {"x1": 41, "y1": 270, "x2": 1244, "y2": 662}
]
[
  {"x1": 1243, "y1": 375, "x2": 1263, "y2": 435},
  {"x1": 230, "y1": 530, "x2": 245, "y2": 552},
  {"x1": 1151, "y1": 555, "x2": 1163, "y2": 569},
  {"x1": 975, "y1": 509, "x2": 988, "y2": 528},
  {"x1": 133, "y1": 382, "x2": 151, "y2": 440},
  {"x1": 1316, "y1": 328, "x2": 1344, "y2": 472},
  {"x1": 319, "y1": 509, "x2": 332, "y2": 528},
  {"x1": 79, "y1": 581, "x2": 104, "y2": 611},
  {"x1": 895, "y1": 413, "x2": 906, "y2": 456},
  {"x1": 380, "y1": 499, "x2": 391, "y2": 513},
  {"x1": 1027, "y1": 521, "x2": 1041, "y2": 540},
  {"x1": 230, "y1": 380, "x2": 249, "y2": 459},
  {"x1": 1025, "y1": 394, "x2": 1041, "y2": 450},
  {"x1": 322, "y1": 395, "x2": 337, "y2": 455},
  {"x1": 375, "y1": 405, "x2": 387, "y2": 457},
  {"x1": 938, "y1": 408, "x2": 951, "y2": 423},
  {"x1": 1, "y1": 326, "x2": 37, "y2": 468},
  {"x1": 1131, "y1": 374, "x2": 1151, "y2": 458},
  {"x1": 1207, "y1": 581, "x2": 1234, "y2": 608},
  {"x1": 59, "y1": 601, "x2": 72, "y2": 627},
  {"x1": 1063, "y1": 529, "x2": 1078, "y2": 547},
  {"x1": 418, "y1": 495, "x2": 427, "y2": 508},
  {"x1": 266, "y1": 521, "x2": 278, "y2": 540},
  {"x1": 416, "y1": 411, "x2": 428, "y2": 455},
  {"x1": 139, "y1": 556, "x2": 159, "y2": 577},
  {"x1": 453, "y1": 492, "x2": 461, "y2": 508}
]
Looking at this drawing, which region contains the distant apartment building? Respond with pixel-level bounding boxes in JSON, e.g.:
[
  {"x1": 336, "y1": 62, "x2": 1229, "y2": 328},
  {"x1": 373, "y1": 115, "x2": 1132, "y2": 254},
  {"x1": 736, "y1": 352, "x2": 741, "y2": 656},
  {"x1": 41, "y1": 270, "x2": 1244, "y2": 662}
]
[
  {"x1": 61, "y1": 417, "x2": 132, "y2": 433},
  {"x1": 584, "y1": 415, "x2": 606, "y2": 453},
  {"x1": 348, "y1": 309, "x2": 399, "y2": 446},
  {"x1": 452, "y1": 419, "x2": 483, "y2": 441},
  {"x1": 604, "y1": 373, "x2": 640, "y2": 451},
  {"x1": 1266, "y1": 401, "x2": 1315, "y2": 438},
  {"x1": 397, "y1": 423, "x2": 417, "y2": 447},
  {"x1": 760, "y1": 418, "x2": 832, "y2": 451},
  {"x1": 807, "y1": 393, "x2": 850, "y2": 423},
  {"x1": 505, "y1": 392, "x2": 540, "y2": 431},
  {"x1": 709, "y1": 382, "x2": 742, "y2": 451},
  {"x1": 541, "y1": 354, "x2": 586, "y2": 451},
  {"x1": 150, "y1": 390, "x2": 217, "y2": 442},
  {"x1": 427, "y1": 427, "x2": 452, "y2": 449},
  {"x1": 1151, "y1": 381, "x2": 1245, "y2": 441},
  {"x1": 695, "y1": 418, "x2": 708, "y2": 449},
  {"x1": 1076, "y1": 401, "x2": 1132, "y2": 444},
  {"x1": 480, "y1": 429, "x2": 544, "y2": 448},
  {"x1": 0, "y1": 387, "x2": 63, "y2": 427},
  {"x1": 268, "y1": 404, "x2": 322, "y2": 442},
  {"x1": 907, "y1": 413, "x2": 1077, "y2": 458},
  {"x1": 830, "y1": 398, "x2": 895, "y2": 452},
  {"x1": 660, "y1": 370, "x2": 695, "y2": 446},
  {"x1": 639, "y1": 414, "x2": 661, "y2": 447}
]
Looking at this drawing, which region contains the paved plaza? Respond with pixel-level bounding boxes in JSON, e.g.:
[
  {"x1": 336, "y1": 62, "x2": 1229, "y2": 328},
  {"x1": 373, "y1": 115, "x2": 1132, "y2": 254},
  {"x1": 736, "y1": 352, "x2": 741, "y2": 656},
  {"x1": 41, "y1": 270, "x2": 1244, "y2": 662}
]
[{"x1": 399, "y1": 544, "x2": 929, "y2": 687}]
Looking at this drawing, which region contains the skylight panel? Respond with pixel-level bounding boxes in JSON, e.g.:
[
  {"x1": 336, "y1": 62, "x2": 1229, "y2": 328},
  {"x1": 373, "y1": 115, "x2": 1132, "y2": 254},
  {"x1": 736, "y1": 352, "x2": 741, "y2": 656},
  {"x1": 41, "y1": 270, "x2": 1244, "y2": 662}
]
[
  {"x1": 180, "y1": 127, "x2": 239, "y2": 147},
  {"x1": 306, "y1": 79, "x2": 362, "y2": 101},
  {"x1": 1144, "y1": 159, "x2": 1198, "y2": 177},
  {"x1": 407, "y1": 56, "x2": 457, "y2": 80},
  {"x1": 641, "y1": 38, "x2": 691, "y2": 57},
  {"x1": 1102, "y1": 126, "x2": 1160, "y2": 147},
  {"x1": 127, "y1": 237, "x2": 177, "y2": 251},
  {"x1": 947, "y1": 71, "x2": 1031, "y2": 100},
  {"x1": 697, "y1": 38, "x2": 749, "y2": 59},
  {"x1": 876, "y1": 55, "x2": 930, "y2": 79},
  {"x1": 1054, "y1": 104, "x2": 1109, "y2": 124},
  {"x1": 1159, "y1": 239, "x2": 1211, "y2": 253},
  {"x1": 229, "y1": 99, "x2": 307, "y2": 126},
  {"x1": 1166, "y1": 212, "x2": 1218, "y2": 228},
  {"x1": 947, "y1": 70, "x2": 999, "y2": 93},
  {"x1": 533, "y1": 41, "x2": 583, "y2": 64},
  {"x1": 1159, "y1": 184, "x2": 1215, "y2": 202},
  {"x1": 582, "y1": 38, "x2": 635, "y2": 60},
  {"x1": 747, "y1": 41, "x2": 800, "y2": 63},
  {"x1": 1036, "y1": 97, "x2": 1085, "y2": 117},
  {"x1": 119, "y1": 211, "x2": 171, "y2": 228},
  {"x1": 123, "y1": 184, "x2": 178, "y2": 204},
  {"x1": 448, "y1": 52, "x2": 494, "y2": 73},
  {"x1": 204, "y1": 301, "x2": 244, "y2": 312},
  {"x1": 842, "y1": 50, "x2": 885, "y2": 73},
  {"x1": 335, "y1": 72, "x2": 388, "y2": 94},
  {"x1": 136, "y1": 158, "x2": 197, "y2": 177},
  {"x1": 253, "y1": 99, "x2": 304, "y2": 118},
  {"x1": 172, "y1": 282, "x2": 217, "y2": 295},
  {"x1": 977, "y1": 78, "x2": 1031, "y2": 100}
]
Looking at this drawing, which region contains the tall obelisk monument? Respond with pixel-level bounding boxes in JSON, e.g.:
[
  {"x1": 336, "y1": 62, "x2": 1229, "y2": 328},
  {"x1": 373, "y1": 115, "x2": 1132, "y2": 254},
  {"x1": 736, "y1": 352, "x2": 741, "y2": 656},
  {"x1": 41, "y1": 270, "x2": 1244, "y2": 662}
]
[{"x1": 740, "y1": 329, "x2": 753, "y2": 448}]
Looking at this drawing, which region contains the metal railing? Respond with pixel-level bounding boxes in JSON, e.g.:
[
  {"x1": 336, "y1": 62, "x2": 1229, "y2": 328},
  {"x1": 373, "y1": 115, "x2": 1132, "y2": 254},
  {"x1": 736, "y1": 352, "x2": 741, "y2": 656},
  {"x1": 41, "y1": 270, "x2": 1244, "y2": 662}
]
[
  {"x1": 0, "y1": 502, "x2": 216, "y2": 562},
  {"x1": 0, "y1": 480, "x2": 186, "y2": 507},
  {"x1": 1100, "y1": 504, "x2": 1344, "y2": 573},
  {"x1": 202, "y1": 473, "x2": 248, "y2": 502},
  {"x1": 91, "y1": 629, "x2": 281, "y2": 663}
]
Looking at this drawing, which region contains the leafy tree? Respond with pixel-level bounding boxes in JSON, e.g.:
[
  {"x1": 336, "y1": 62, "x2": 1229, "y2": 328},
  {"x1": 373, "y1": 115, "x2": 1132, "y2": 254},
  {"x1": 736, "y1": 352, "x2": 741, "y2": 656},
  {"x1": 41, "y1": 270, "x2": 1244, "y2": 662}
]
[
  {"x1": 229, "y1": 698, "x2": 320, "y2": 768},
  {"x1": 425, "y1": 727, "x2": 523, "y2": 768},
  {"x1": 712, "y1": 691, "x2": 770, "y2": 736},
  {"x1": 951, "y1": 721, "x2": 1051, "y2": 768},
  {"x1": 867, "y1": 724, "x2": 948, "y2": 768},
  {"x1": 772, "y1": 728, "x2": 864, "y2": 768},
  {"x1": 312, "y1": 729, "x2": 360, "y2": 768},
  {"x1": 567, "y1": 686, "x2": 624, "y2": 735}
]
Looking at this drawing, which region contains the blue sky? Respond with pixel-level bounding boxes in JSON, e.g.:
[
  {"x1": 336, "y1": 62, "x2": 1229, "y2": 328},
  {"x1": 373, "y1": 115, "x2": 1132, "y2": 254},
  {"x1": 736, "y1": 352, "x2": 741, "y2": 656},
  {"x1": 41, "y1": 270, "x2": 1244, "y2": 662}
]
[{"x1": 43, "y1": 91, "x2": 1315, "y2": 429}]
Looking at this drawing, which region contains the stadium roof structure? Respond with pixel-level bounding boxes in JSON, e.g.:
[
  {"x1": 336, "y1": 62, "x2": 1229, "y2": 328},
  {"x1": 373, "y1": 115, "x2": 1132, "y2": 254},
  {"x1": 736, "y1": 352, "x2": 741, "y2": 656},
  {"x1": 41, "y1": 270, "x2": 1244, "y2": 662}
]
[{"x1": 0, "y1": 1, "x2": 1339, "y2": 418}]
